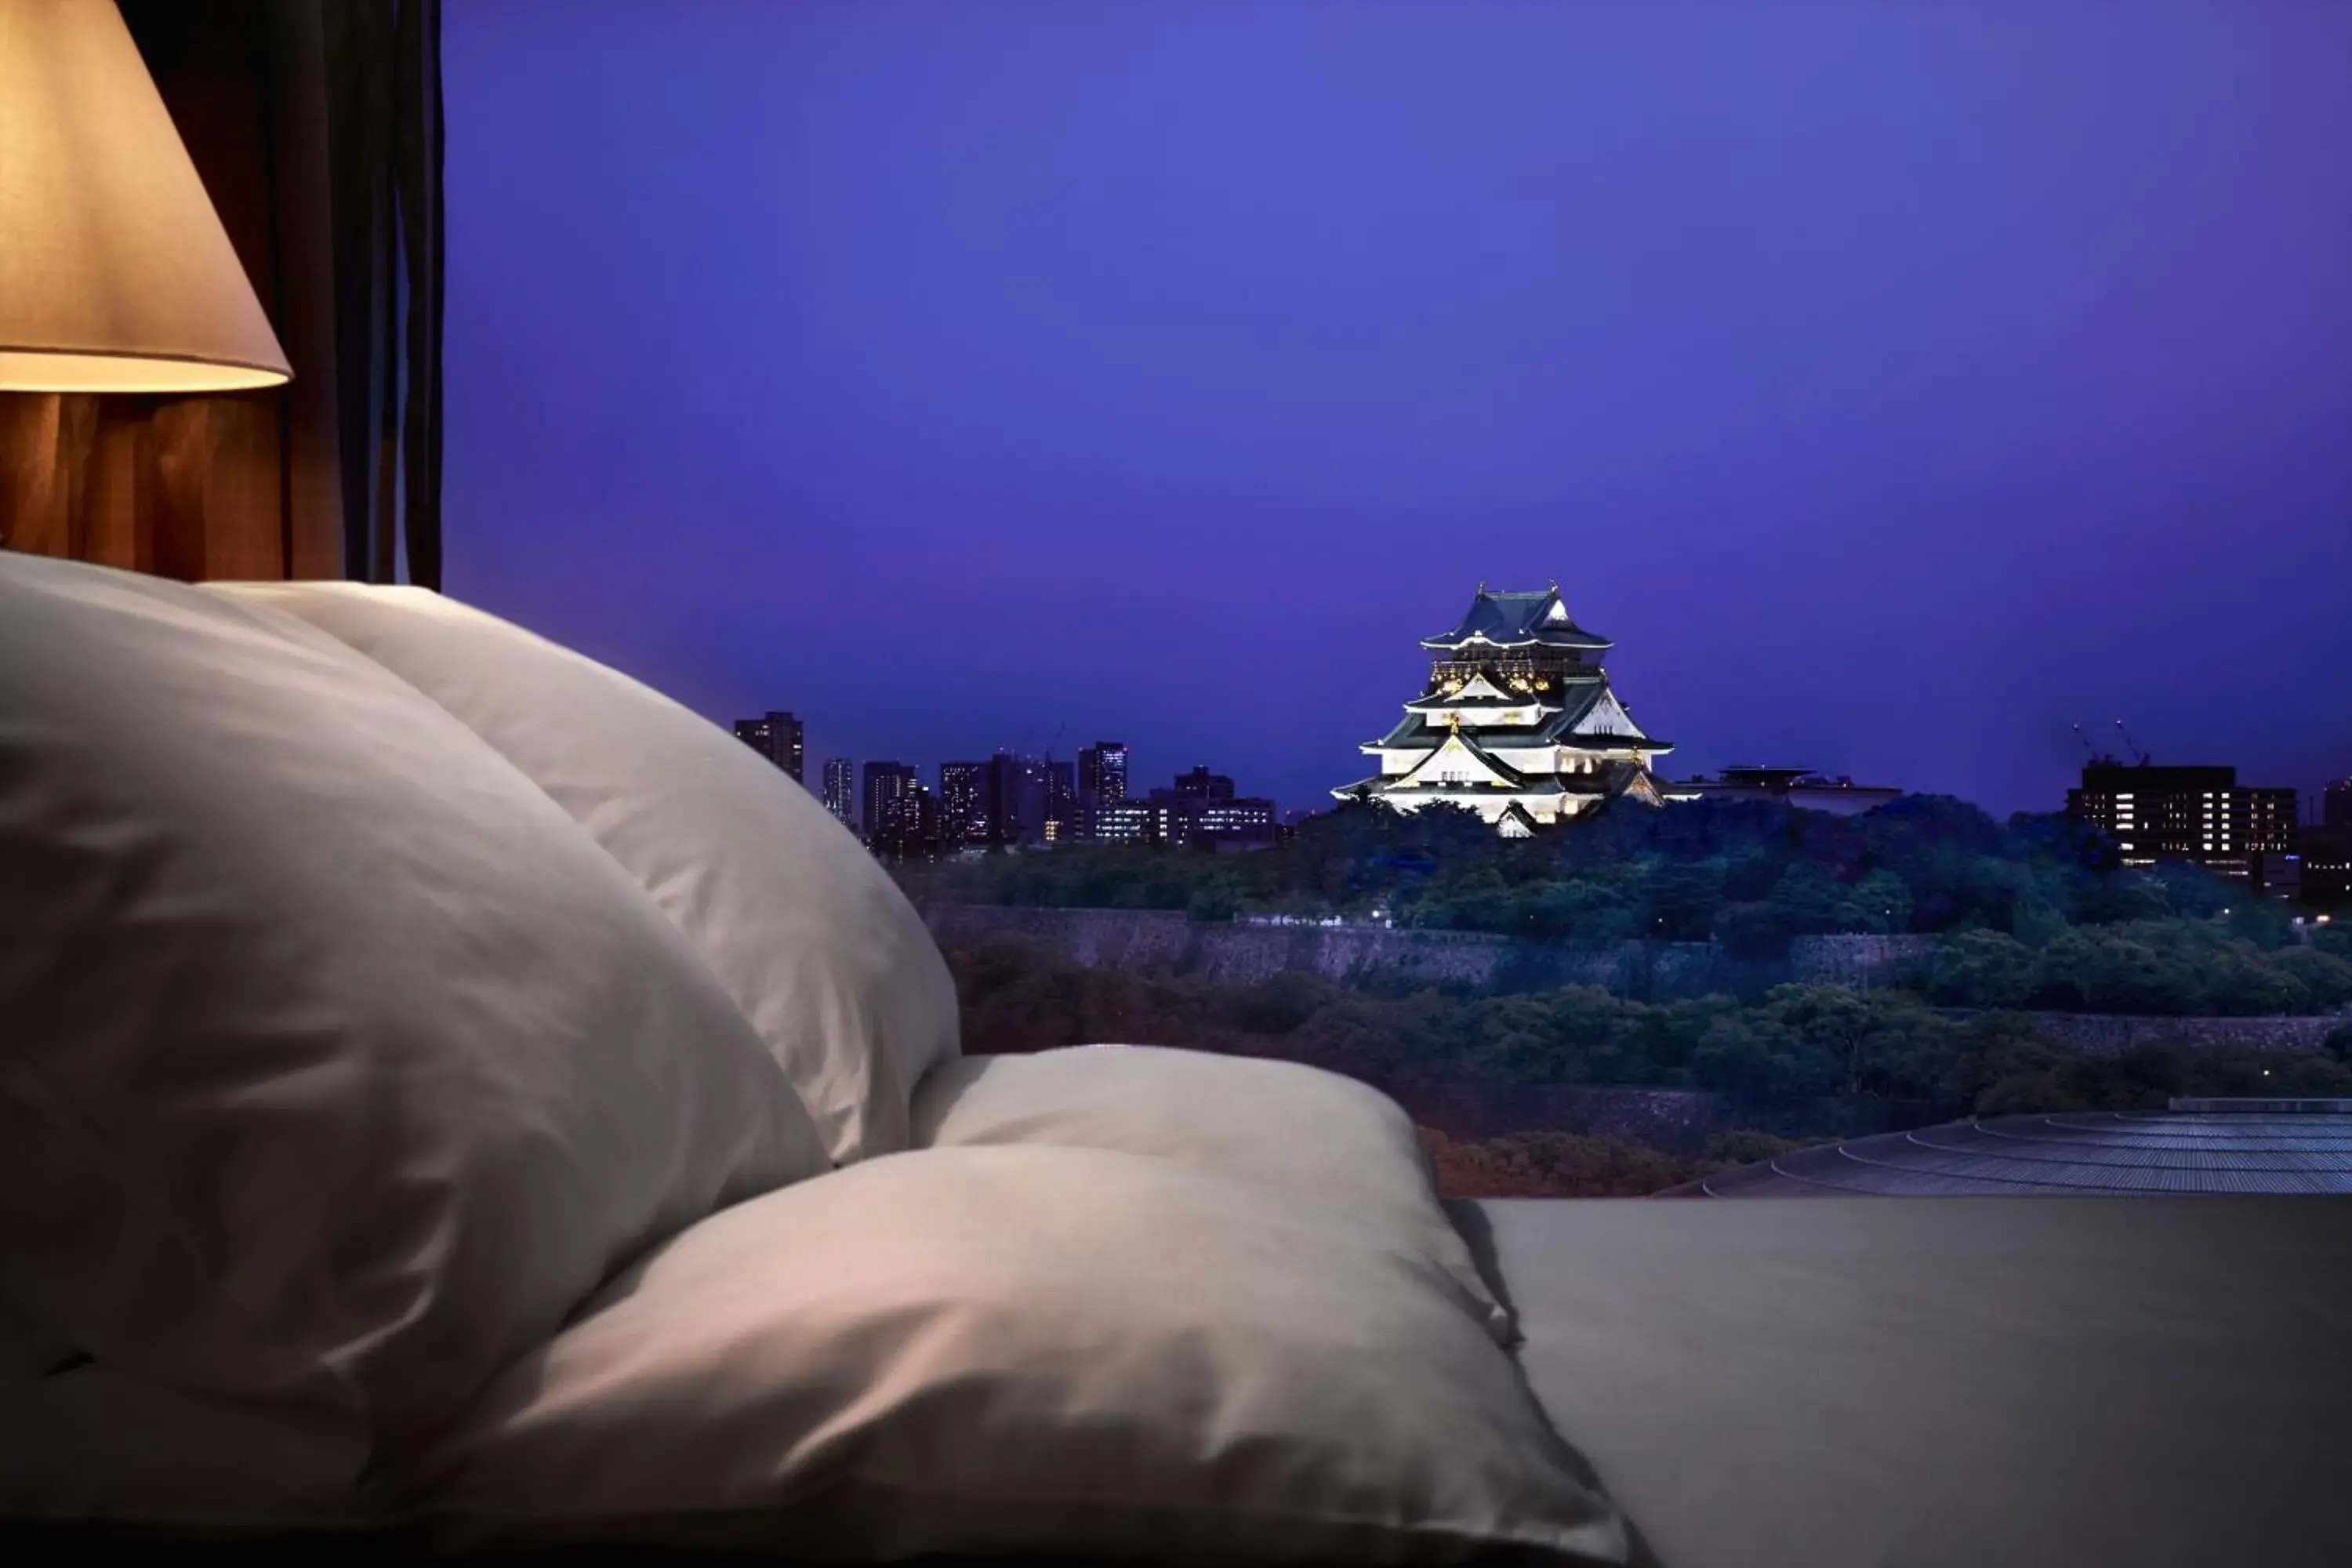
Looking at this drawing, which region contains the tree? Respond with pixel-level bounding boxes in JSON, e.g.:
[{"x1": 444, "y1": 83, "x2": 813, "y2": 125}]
[{"x1": 1920, "y1": 929, "x2": 2037, "y2": 1009}]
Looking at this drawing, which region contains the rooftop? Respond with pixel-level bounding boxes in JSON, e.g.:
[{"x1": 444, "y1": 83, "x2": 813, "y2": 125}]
[{"x1": 1421, "y1": 584, "x2": 1613, "y2": 652}]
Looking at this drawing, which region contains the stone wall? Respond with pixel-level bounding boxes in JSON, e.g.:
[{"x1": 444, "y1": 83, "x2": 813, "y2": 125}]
[
  {"x1": 926, "y1": 904, "x2": 1940, "y2": 1000},
  {"x1": 1388, "y1": 1083, "x2": 1720, "y2": 1148},
  {"x1": 923, "y1": 906, "x2": 2351, "y2": 1054},
  {"x1": 1963, "y1": 1011, "x2": 2347, "y2": 1054},
  {"x1": 1786, "y1": 932, "x2": 1939, "y2": 987},
  {"x1": 920, "y1": 904, "x2": 1758, "y2": 997}
]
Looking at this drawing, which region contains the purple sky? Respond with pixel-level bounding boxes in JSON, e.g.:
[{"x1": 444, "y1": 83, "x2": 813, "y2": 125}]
[{"x1": 443, "y1": 1, "x2": 2352, "y2": 819}]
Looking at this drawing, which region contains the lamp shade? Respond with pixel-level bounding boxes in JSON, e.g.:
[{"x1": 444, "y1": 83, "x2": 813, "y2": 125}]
[{"x1": 0, "y1": 0, "x2": 292, "y2": 392}]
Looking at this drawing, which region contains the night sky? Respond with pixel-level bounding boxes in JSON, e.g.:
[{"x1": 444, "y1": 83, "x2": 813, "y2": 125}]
[{"x1": 443, "y1": 2, "x2": 2351, "y2": 820}]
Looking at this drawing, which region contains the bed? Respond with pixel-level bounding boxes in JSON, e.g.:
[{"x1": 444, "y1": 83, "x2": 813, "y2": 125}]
[
  {"x1": 5, "y1": 550, "x2": 2347, "y2": 1566},
  {"x1": 1473, "y1": 1195, "x2": 2352, "y2": 1568}
]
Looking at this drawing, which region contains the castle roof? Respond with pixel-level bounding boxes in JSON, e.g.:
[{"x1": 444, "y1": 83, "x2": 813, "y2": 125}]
[
  {"x1": 1370, "y1": 681, "x2": 1671, "y2": 755},
  {"x1": 1401, "y1": 688, "x2": 1562, "y2": 714},
  {"x1": 1422, "y1": 584, "x2": 1612, "y2": 652},
  {"x1": 1332, "y1": 750, "x2": 1657, "y2": 811}
]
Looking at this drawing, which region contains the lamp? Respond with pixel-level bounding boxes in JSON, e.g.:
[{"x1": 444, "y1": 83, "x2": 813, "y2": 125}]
[{"x1": 0, "y1": 0, "x2": 292, "y2": 392}]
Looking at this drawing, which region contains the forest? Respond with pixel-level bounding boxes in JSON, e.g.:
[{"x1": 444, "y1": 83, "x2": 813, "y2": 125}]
[
  {"x1": 938, "y1": 930, "x2": 2352, "y2": 1196},
  {"x1": 911, "y1": 797, "x2": 2352, "y2": 1194},
  {"x1": 907, "y1": 797, "x2": 2352, "y2": 1016}
]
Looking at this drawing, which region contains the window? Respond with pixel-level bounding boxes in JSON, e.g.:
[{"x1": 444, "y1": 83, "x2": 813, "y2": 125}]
[{"x1": 445, "y1": 3, "x2": 2348, "y2": 1207}]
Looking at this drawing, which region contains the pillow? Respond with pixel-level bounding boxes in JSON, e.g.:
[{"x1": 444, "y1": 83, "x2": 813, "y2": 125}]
[
  {"x1": 0, "y1": 554, "x2": 831, "y2": 1510},
  {"x1": 406, "y1": 1145, "x2": 1628, "y2": 1566},
  {"x1": 210, "y1": 582, "x2": 958, "y2": 1166},
  {"x1": 913, "y1": 1044, "x2": 1516, "y2": 1343}
]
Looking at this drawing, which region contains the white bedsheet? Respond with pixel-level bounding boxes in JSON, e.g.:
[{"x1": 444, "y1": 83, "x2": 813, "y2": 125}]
[{"x1": 1472, "y1": 1196, "x2": 2352, "y2": 1568}]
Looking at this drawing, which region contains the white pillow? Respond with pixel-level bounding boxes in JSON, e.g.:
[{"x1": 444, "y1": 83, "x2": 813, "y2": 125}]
[
  {"x1": 211, "y1": 582, "x2": 959, "y2": 1166},
  {"x1": 407, "y1": 1145, "x2": 1627, "y2": 1565},
  {"x1": 0, "y1": 554, "x2": 831, "y2": 1509},
  {"x1": 913, "y1": 1044, "x2": 1516, "y2": 1343}
]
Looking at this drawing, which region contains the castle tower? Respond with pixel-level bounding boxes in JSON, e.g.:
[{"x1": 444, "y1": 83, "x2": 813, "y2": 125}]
[{"x1": 1333, "y1": 584, "x2": 1679, "y2": 837}]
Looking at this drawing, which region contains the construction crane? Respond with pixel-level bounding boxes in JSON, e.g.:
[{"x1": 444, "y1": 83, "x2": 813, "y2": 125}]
[
  {"x1": 2112, "y1": 720, "x2": 2151, "y2": 767},
  {"x1": 2073, "y1": 723, "x2": 2119, "y2": 767}
]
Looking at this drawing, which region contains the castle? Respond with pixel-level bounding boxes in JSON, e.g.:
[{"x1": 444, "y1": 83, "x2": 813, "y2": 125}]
[{"x1": 1333, "y1": 584, "x2": 1679, "y2": 836}]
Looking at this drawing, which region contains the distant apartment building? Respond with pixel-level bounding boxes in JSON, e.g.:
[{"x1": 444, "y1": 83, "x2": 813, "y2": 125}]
[
  {"x1": 984, "y1": 753, "x2": 1051, "y2": 847},
  {"x1": 732, "y1": 710, "x2": 804, "y2": 784},
  {"x1": 820, "y1": 757, "x2": 857, "y2": 830},
  {"x1": 1076, "y1": 742, "x2": 1131, "y2": 842},
  {"x1": 938, "y1": 761, "x2": 985, "y2": 848},
  {"x1": 2301, "y1": 829, "x2": 2351, "y2": 908},
  {"x1": 1173, "y1": 764, "x2": 1233, "y2": 803},
  {"x1": 1078, "y1": 742, "x2": 1129, "y2": 808},
  {"x1": 2065, "y1": 763, "x2": 2297, "y2": 888},
  {"x1": 1045, "y1": 759, "x2": 1078, "y2": 844},
  {"x1": 878, "y1": 785, "x2": 943, "y2": 861},
  {"x1": 1679, "y1": 765, "x2": 1900, "y2": 818},
  {"x1": 861, "y1": 762, "x2": 919, "y2": 853},
  {"x1": 2301, "y1": 777, "x2": 2352, "y2": 907},
  {"x1": 1146, "y1": 765, "x2": 1278, "y2": 850},
  {"x1": 1088, "y1": 800, "x2": 1156, "y2": 844}
]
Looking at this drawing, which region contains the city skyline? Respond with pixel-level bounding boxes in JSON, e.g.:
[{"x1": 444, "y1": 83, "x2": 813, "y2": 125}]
[
  {"x1": 444, "y1": 3, "x2": 2352, "y2": 818},
  {"x1": 760, "y1": 734, "x2": 1283, "y2": 852},
  {"x1": 766, "y1": 728, "x2": 2347, "y2": 841}
]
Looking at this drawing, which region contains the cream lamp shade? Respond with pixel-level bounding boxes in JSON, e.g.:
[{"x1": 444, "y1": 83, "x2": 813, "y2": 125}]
[{"x1": 0, "y1": 0, "x2": 292, "y2": 392}]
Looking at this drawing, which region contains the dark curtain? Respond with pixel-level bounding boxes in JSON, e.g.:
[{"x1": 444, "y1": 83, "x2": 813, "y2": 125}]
[{"x1": 0, "y1": 1, "x2": 443, "y2": 588}]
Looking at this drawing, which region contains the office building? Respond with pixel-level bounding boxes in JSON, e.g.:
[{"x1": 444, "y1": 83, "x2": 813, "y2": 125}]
[
  {"x1": 938, "y1": 761, "x2": 985, "y2": 848},
  {"x1": 1088, "y1": 800, "x2": 1156, "y2": 844},
  {"x1": 820, "y1": 757, "x2": 856, "y2": 830},
  {"x1": 732, "y1": 710, "x2": 804, "y2": 784},
  {"x1": 1046, "y1": 759, "x2": 1078, "y2": 844},
  {"x1": 1174, "y1": 764, "x2": 1235, "y2": 802},
  {"x1": 2299, "y1": 827, "x2": 2350, "y2": 908},
  {"x1": 2303, "y1": 779, "x2": 2352, "y2": 906},
  {"x1": 2065, "y1": 763, "x2": 2298, "y2": 887},
  {"x1": 873, "y1": 784, "x2": 943, "y2": 861},
  {"x1": 861, "y1": 762, "x2": 919, "y2": 852},
  {"x1": 1079, "y1": 742, "x2": 1129, "y2": 809},
  {"x1": 984, "y1": 753, "x2": 1051, "y2": 848},
  {"x1": 1147, "y1": 767, "x2": 1278, "y2": 850}
]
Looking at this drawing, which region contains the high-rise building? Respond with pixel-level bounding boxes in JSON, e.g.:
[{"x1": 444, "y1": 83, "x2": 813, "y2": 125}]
[
  {"x1": 982, "y1": 753, "x2": 1051, "y2": 848},
  {"x1": 1334, "y1": 583, "x2": 1679, "y2": 837},
  {"x1": 2066, "y1": 764, "x2": 2298, "y2": 887},
  {"x1": 1078, "y1": 742, "x2": 1129, "y2": 809},
  {"x1": 1076, "y1": 742, "x2": 1130, "y2": 843},
  {"x1": 1045, "y1": 760, "x2": 1078, "y2": 844},
  {"x1": 868, "y1": 782, "x2": 942, "y2": 861},
  {"x1": 733, "y1": 710, "x2": 804, "y2": 784},
  {"x1": 938, "y1": 761, "x2": 986, "y2": 848},
  {"x1": 821, "y1": 757, "x2": 857, "y2": 829},
  {"x1": 2302, "y1": 779, "x2": 2352, "y2": 908},
  {"x1": 2325, "y1": 778, "x2": 2352, "y2": 829},
  {"x1": 862, "y1": 761, "x2": 918, "y2": 852}
]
